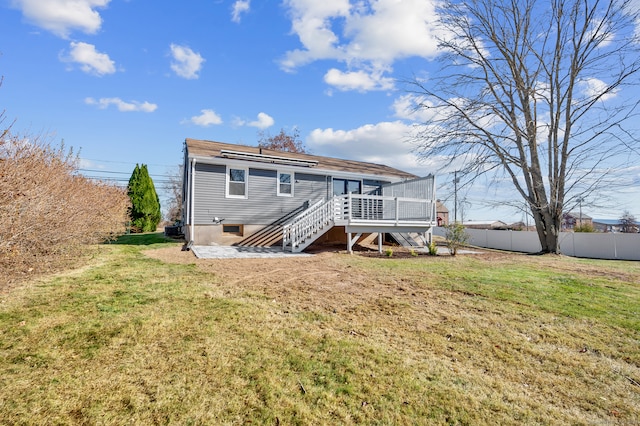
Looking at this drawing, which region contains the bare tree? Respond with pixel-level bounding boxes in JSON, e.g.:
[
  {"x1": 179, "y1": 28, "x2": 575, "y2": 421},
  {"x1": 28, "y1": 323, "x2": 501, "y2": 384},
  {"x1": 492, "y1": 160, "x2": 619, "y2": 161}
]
[
  {"x1": 258, "y1": 128, "x2": 307, "y2": 153},
  {"x1": 409, "y1": 0, "x2": 640, "y2": 253},
  {"x1": 164, "y1": 165, "x2": 183, "y2": 224},
  {"x1": 619, "y1": 210, "x2": 638, "y2": 233}
]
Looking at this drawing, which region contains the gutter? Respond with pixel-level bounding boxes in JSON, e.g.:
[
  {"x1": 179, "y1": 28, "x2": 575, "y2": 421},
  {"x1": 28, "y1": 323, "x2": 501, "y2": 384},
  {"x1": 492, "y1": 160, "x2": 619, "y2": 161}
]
[{"x1": 189, "y1": 158, "x2": 196, "y2": 247}]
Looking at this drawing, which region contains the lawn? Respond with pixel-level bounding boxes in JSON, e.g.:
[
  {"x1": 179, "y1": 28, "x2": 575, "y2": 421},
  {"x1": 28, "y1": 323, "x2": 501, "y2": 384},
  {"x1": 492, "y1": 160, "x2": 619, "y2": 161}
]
[{"x1": 0, "y1": 234, "x2": 638, "y2": 425}]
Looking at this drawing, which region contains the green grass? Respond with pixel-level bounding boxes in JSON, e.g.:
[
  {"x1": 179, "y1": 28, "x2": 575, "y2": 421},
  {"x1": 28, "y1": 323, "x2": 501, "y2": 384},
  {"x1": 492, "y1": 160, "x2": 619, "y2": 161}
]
[
  {"x1": 352, "y1": 255, "x2": 640, "y2": 331},
  {"x1": 0, "y1": 243, "x2": 638, "y2": 425},
  {"x1": 110, "y1": 231, "x2": 176, "y2": 245}
]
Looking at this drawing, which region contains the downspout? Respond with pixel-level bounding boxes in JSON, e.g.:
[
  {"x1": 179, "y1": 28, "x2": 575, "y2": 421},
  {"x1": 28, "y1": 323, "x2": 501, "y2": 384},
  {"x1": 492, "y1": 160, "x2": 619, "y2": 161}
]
[{"x1": 189, "y1": 158, "x2": 196, "y2": 247}]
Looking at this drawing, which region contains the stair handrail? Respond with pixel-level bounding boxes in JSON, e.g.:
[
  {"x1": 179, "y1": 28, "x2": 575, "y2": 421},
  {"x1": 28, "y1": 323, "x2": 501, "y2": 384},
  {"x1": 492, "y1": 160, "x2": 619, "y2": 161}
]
[{"x1": 283, "y1": 198, "x2": 335, "y2": 251}]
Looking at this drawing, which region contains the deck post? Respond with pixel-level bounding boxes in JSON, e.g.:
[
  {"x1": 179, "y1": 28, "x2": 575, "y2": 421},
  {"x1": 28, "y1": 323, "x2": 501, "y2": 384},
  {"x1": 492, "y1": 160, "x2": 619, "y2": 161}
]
[
  {"x1": 378, "y1": 232, "x2": 383, "y2": 253},
  {"x1": 395, "y1": 197, "x2": 400, "y2": 225},
  {"x1": 347, "y1": 232, "x2": 362, "y2": 254}
]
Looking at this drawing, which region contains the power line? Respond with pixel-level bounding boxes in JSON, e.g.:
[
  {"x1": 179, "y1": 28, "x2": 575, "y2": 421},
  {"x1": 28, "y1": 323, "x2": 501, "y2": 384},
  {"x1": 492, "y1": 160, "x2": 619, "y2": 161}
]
[
  {"x1": 78, "y1": 168, "x2": 175, "y2": 181},
  {"x1": 79, "y1": 158, "x2": 177, "y2": 168},
  {"x1": 79, "y1": 169, "x2": 131, "y2": 175}
]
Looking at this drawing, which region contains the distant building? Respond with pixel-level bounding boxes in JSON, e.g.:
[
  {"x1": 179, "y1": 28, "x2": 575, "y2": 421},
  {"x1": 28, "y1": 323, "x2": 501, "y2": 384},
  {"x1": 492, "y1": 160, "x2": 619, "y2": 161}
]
[
  {"x1": 436, "y1": 201, "x2": 449, "y2": 226},
  {"x1": 593, "y1": 218, "x2": 640, "y2": 233},
  {"x1": 562, "y1": 211, "x2": 593, "y2": 231},
  {"x1": 508, "y1": 221, "x2": 537, "y2": 231},
  {"x1": 462, "y1": 220, "x2": 508, "y2": 230}
]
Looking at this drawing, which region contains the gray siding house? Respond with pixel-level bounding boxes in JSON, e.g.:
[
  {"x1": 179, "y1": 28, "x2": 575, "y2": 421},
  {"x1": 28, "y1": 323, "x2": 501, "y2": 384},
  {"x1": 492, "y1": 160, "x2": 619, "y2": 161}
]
[{"x1": 182, "y1": 138, "x2": 437, "y2": 252}]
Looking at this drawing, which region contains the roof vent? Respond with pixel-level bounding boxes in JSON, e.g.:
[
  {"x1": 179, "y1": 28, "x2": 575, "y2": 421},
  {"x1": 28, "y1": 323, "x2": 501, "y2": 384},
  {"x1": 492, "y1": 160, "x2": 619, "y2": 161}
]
[{"x1": 220, "y1": 149, "x2": 318, "y2": 167}]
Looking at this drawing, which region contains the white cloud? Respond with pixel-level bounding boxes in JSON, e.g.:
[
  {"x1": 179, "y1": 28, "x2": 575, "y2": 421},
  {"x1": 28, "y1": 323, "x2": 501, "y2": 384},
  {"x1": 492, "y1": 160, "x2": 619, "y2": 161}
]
[
  {"x1": 12, "y1": 0, "x2": 110, "y2": 38},
  {"x1": 78, "y1": 158, "x2": 104, "y2": 170},
  {"x1": 280, "y1": 0, "x2": 351, "y2": 70},
  {"x1": 231, "y1": 0, "x2": 251, "y2": 23},
  {"x1": 324, "y1": 68, "x2": 394, "y2": 92},
  {"x1": 392, "y1": 94, "x2": 441, "y2": 122},
  {"x1": 183, "y1": 109, "x2": 223, "y2": 127},
  {"x1": 61, "y1": 42, "x2": 116, "y2": 76},
  {"x1": 307, "y1": 120, "x2": 430, "y2": 175},
  {"x1": 85, "y1": 97, "x2": 157, "y2": 112},
  {"x1": 169, "y1": 44, "x2": 205, "y2": 79},
  {"x1": 342, "y1": 0, "x2": 441, "y2": 62},
  {"x1": 281, "y1": 0, "x2": 442, "y2": 92},
  {"x1": 392, "y1": 94, "x2": 420, "y2": 120},
  {"x1": 234, "y1": 112, "x2": 274, "y2": 129},
  {"x1": 250, "y1": 112, "x2": 275, "y2": 129},
  {"x1": 579, "y1": 77, "x2": 618, "y2": 102}
]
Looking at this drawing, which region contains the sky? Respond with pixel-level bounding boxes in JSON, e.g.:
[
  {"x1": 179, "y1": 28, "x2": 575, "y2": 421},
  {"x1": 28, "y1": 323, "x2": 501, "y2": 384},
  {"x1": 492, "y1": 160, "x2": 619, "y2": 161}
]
[{"x1": 1, "y1": 0, "x2": 639, "y2": 223}]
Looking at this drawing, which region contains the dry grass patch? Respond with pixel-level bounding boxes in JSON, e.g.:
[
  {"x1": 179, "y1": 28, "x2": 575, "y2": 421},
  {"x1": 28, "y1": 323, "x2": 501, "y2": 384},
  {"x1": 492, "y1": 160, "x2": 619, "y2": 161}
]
[{"x1": 1, "y1": 236, "x2": 638, "y2": 424}]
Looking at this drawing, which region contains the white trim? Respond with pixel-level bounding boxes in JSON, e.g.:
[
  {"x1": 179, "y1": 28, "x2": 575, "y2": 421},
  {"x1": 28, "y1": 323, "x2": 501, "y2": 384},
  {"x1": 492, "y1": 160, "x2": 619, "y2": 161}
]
[
  {"x1": 277, "y1": 170, "x2": 294, "y2": 197},
  {"x1": 225, "y1": 166, "x2": 248, "y2": 199}
]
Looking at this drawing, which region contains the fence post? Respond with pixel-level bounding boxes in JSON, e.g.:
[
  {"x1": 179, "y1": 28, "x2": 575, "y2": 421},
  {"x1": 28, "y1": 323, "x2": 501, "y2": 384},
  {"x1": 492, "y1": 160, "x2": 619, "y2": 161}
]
[{"x1": 510, "y1": 230, "x2": 513, "y2": 251}]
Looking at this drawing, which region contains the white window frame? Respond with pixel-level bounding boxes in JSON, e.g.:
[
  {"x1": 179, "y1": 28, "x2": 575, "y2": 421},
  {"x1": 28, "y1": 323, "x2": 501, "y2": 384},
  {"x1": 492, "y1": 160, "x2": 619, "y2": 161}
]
[
  {"x1": 226, "y1": 166, "x2": 248, "y2": 199},
  {"x1": 277, "y1": 171, "x2": 294, "y2": 197}
]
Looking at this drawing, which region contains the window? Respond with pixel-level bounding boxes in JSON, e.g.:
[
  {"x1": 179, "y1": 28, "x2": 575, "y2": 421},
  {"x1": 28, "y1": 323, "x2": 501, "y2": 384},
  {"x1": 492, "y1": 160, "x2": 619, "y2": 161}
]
[
  {"x1": 278, "y1": 171, "x2": 293, "y2": 196},
  {"x1": 226, "y1": 167, "x2": 247, "y2": 198},
  {"x1": 332, "y1": 178, "x2": 361, "y2": 196},
  {"x1": 223, "y1": 224, "x2": 243, "y2": 235}
]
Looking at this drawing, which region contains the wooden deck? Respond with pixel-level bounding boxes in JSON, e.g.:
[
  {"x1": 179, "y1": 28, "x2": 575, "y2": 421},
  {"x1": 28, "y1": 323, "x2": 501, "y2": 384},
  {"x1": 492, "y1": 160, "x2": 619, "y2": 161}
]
[{"x1": 283, "y1": 194, "x2": 437, "y2": 253}]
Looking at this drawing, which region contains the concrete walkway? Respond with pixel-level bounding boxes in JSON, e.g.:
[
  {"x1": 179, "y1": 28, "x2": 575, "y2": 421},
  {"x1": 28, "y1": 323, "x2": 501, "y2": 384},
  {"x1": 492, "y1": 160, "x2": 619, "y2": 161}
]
[{"x1": 191, "y1": 245, "x2": 313, "y2": 259}]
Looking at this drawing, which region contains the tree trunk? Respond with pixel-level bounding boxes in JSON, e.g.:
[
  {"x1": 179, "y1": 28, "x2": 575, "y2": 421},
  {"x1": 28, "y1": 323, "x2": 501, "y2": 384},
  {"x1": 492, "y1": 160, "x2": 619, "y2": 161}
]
[{"x1": 532, "y1": 208, "x2": 561, "y2": 254}]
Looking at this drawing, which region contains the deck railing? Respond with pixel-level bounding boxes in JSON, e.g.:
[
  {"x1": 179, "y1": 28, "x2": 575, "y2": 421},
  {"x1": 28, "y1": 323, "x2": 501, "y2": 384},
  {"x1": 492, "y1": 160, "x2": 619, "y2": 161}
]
[
  {"x1": 334, "y1": 194, "x2": 436, "y2": 224},
  {"x1": 282, "y1": 198, "x2": 334, "y2": 251}
]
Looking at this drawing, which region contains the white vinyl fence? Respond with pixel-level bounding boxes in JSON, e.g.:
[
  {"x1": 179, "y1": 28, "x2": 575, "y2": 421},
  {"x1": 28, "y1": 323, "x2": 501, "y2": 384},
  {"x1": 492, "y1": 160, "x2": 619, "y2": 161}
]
[{"x1": 433, "y1": 227, "x2": 640, "y2": 261}]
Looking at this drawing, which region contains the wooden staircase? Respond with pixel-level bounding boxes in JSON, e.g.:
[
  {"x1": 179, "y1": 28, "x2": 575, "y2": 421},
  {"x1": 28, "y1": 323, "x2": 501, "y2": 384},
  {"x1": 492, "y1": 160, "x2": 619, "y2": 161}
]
[
  {"x1": 233, "y1": 204, "x2": 307, "y2": 248},
  {"x1": 283, "y1": 198, "x2": 335, "y2": 253}
]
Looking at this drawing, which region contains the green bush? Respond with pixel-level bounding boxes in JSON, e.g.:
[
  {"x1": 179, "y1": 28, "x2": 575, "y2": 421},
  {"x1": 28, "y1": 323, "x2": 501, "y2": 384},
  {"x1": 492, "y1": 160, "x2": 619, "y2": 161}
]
[
  {"x1": 444, "y1": 223, "x2": 470, "y2": 256},
  {"x1": 574, "y1": 223, "x2": 595, "y2": 232},
  {"x1": 127, "y1": 164, "x2": 161, "y2": 233},
  {"x1": 427, "y1": 240, "x2": 438, "y2": 256}
]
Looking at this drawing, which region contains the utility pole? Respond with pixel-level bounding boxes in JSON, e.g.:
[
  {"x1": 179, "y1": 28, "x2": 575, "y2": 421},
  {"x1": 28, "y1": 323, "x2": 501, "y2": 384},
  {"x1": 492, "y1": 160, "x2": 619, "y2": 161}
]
[
  {"x1": 454, "y1": 170, "x2": 459, "y2": 223},
  {"x1": 577, "y1": 197, "x2": 584, "y2": 228}
]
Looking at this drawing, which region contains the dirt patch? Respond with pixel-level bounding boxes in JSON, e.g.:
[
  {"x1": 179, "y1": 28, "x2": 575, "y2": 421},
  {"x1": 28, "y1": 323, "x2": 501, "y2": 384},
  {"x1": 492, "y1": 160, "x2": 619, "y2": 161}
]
[
  {"x1": 142, "y1": 244, "x2": 514, "y2": 316},
  {"x1": 143, "y1": 244, "x2": 635, "y2": 316}
]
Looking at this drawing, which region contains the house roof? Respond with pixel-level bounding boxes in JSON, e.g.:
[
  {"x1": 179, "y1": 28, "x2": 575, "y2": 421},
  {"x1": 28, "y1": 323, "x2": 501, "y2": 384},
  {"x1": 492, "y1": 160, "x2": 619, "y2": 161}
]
[
  {"x1": 463, "y1": 220, "x2": 508, "y2": 227},
  {"x1": 565, "y1": 211, "x2": 593, "y2": 220},
  {"x1": 593, "y1": 218, "x2": 640, "y2": 226},
  {"x1": 185, "y1": 138, "x2": 417, "y2": 180},
  {"x1": 436, "y1": 201, "x2": 448, "y2": 213}
]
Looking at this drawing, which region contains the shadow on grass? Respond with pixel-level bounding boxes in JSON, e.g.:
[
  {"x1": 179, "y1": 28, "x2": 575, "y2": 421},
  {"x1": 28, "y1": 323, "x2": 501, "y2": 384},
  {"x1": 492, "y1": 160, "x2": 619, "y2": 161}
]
[{"x1": 109, "y1": 232, "x2": 178, "y2": 246}]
